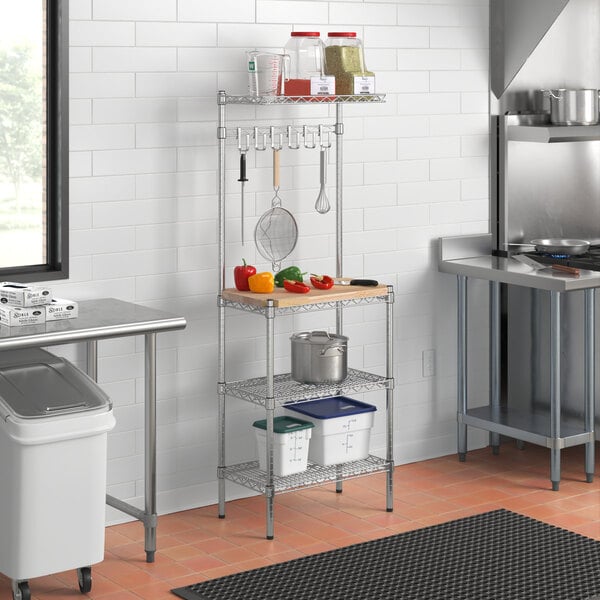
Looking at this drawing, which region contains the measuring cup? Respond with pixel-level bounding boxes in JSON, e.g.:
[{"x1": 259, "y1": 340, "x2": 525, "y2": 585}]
[{"x1": 247, "y1": 51, "x2": 290, "y2": 96}]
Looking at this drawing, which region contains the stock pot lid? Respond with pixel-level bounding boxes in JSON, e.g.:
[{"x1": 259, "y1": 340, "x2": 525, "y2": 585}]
[{"x1": 290, "y1": 331, "x2": 348, "y2": 346}]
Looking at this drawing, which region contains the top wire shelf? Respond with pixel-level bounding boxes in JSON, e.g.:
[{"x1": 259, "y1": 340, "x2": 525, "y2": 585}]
[{"x1": 221, "y1": 93, "x2": 386, "y2": 105}]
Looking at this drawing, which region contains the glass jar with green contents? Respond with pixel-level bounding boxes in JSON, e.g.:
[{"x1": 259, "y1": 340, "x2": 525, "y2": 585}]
[{"x1": 324, "y1": 32, "x2": 375, "y2": 96}]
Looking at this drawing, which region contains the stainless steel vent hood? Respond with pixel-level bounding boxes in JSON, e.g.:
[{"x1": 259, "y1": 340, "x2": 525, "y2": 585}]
[{"x1": 491, "y1": 0, "x2": 569, "y2": 100}]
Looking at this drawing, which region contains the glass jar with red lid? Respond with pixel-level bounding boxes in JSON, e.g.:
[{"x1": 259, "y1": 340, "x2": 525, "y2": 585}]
[{"x1": 283, "y1": 32, "x2": 324, "y2": 96}]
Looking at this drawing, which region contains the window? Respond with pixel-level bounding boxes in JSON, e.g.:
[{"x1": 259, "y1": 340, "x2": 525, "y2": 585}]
[{"x1": 0, "y1": 0, "x2": 68, "y2": 281}]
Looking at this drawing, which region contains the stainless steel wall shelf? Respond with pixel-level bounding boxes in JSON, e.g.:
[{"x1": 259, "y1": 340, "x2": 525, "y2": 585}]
[
  {"x1": 507, "y1": 124, "x2": 600, "y2": 143},
  {"x1": 216, "y1": 90, "x2": 394, "y2": 539}
]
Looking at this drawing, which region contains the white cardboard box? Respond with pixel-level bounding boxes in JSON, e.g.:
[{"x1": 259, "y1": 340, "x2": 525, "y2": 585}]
[
  {"x1": 0, "y1": 305, "x2": 46, "y2": 327},
  {"x1": 0, "y1": 282, "x2": 52, "y2": 307},
  {"x1": 45, "y1": 298, "x2": 79, "y2": 321}
]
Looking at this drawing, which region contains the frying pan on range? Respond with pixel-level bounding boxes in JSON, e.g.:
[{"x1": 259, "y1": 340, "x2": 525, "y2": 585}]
[
  {"x1": 507, "y1": 238, "x2": 590, "y2": 256},
  {"x1": 529, "y1": 238, "x2": 590, "y2": 256}
]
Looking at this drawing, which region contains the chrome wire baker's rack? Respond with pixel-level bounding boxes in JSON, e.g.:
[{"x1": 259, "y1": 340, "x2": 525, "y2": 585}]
[{"x1": 216, "y1": 90, "x2": 394, "y2": 539}]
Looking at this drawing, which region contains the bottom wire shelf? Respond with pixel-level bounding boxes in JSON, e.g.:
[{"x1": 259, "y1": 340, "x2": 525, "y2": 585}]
[{"x1": 222, "y1": 455, "x2": 390, "y2": 494}]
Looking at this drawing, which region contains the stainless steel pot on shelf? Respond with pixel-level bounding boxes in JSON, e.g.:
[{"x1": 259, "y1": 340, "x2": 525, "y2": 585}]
[
  {"x1": 290, "y1": 331, "x2": 348, "y2": 384},
  {"x1": 541, "y1": 89, "x2": 600, "y2": 125}
]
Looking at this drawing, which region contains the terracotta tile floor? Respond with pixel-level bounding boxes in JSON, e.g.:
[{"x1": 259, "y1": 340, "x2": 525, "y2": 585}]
[{"x1": 3, "y1": 443, "x2": 600, "y2": 599}]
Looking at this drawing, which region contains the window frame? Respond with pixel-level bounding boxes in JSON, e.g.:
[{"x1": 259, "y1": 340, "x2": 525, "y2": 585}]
[{"x1": 0, "y1": 0, "x2": 69, "y2": 282}]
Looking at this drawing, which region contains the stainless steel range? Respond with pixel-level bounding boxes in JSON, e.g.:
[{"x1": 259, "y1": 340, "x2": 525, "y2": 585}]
[{"x1": 521, "y1": 245, "x2": 600, "y2": 271}]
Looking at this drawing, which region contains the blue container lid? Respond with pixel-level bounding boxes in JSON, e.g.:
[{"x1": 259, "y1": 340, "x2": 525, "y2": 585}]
[{"x1": 285, "y1": 396, "x2": 376, "y2": 420}]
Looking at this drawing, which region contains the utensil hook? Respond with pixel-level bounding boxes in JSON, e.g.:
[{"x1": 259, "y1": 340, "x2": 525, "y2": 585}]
[
  {"x1": 303, "y1": 125, "x2": 316, "y2": 149},
  {"x1": 270, "y1": 126, "x2": 283, "y2": 150},
  {"x1": 254, "y1": 126, "x2": 267, "y2": 151},
  {"x1": 237, "y1": 128, "x2": 250, "y2": 153},
  {"x1": 287, "y1": 125, "x2": 300, "y2": 150},
  {"x1": 319, "y1": 125, "x2": 332, "y2": 149}
]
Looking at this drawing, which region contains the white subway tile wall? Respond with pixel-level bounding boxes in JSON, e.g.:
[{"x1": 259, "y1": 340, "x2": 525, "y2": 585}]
[{"x1": 48, "y1": 0, "x2": 489, "y2": 522}]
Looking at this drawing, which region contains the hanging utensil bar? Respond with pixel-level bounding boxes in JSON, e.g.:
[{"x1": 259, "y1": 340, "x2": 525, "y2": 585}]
[{"x1": 224, "y1": 124, "x2": 336, "y2": 150}]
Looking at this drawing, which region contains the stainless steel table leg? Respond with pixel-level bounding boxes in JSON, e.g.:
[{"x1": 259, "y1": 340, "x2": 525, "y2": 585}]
[
  {"x1": 490, "y1": 281, "x2": 501, "y2": 455},
  {"x1": 457, "y1": 275, "x2": 468, "y2": 461},
  {"x1": 144, "y1": 332, "x2": 158, "y2": 561},
  {"x1": 550, "y1": 291, "x2": 561, "y2": 491},
  {"x1": 584, "y1": 288, "x2": 595, "y2": 483},
  {"x1": 87, "y1": 340, "x2": 98, "y2": 381}
]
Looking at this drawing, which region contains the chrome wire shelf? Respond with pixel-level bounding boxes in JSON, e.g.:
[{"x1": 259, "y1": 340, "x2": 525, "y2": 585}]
[
  {"x1": 224, "y1": 368, "x2": 391, "y2": 406},
  {"x1": 223, "y1": 455, "x2": 390, "y2": 494},
  {"x1": 220, "y1": 294, "x2": 389, "y2": 316},
  {"x1": 224, "y1": 94, "x2": 386, "y2": 105}
]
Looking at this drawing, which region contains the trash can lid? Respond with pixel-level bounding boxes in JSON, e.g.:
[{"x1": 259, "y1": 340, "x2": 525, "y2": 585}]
[
  {"x1": 0, "y1": 348, "x2": 110, "y2": 419},
  {"x1": 252, "y1": 415, "x2": 314, "y2": 433}
]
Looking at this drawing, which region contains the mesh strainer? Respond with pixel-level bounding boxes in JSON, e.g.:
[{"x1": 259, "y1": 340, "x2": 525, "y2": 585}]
[{"x1": 254, "y1": 149, "x2": 298, "y2": 272}]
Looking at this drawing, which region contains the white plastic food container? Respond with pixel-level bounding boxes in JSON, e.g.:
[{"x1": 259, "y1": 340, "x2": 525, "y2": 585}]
[
  {"x1": 253, "y1": 415, "x2": 314, "y2": 476},
  {"x1": 0, "y1": 348, "x2": 115, "y2": 595},
  {"x1": 284, "y1": 396, "x2": 376, "y2": 466}
]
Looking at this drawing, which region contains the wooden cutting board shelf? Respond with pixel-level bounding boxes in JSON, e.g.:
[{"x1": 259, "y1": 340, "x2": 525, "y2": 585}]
[{"x1": 221, "y1": 281, "x2": 389, "y2": 308}]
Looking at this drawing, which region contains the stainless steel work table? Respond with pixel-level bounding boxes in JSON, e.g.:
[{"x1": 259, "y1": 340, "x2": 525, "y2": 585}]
[
  {"x1": 0, "y1": 298, "x2": 187, "y2": 562},
  {"x1": 439, "y1": 252, "x2": 600, "y2": 490}
]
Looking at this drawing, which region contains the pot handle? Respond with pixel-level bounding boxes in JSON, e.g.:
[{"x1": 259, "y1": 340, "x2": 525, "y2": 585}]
[
  {"x1": 309, "y1": 330, "x2": 332, "y2": 341},
  {"x1": 320, "y1": 346, "x2": 346, "y2": 357},
  {"x1": 543, "y1": 89, "x2": 563, "y2": 100}
]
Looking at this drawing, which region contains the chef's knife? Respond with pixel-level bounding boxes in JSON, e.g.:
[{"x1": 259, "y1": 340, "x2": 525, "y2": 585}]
[
  {"x1": 334, "y1": 278, "x2": 379, "y2": 286},
  {"x1": 513, "y1": 254, "x2": 580, "y2": 277}
]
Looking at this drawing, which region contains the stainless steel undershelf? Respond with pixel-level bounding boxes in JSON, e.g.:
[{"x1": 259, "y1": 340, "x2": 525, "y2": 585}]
[
  {"x1": 222, "y1": 455, "x2": 389, "y2": 494},
  {"x1": 462, "y1": 406, "x2": 593, "y2": 450}
]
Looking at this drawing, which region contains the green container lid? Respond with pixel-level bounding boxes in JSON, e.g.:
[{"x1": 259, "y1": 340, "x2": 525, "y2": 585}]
[{"x1": 252, "y1": 415, "x2": 314, "y2": 434}]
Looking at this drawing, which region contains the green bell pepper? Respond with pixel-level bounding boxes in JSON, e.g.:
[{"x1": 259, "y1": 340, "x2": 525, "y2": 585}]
[{"x1": 274, "y1": 265, "x2": 305, "y2": 288}]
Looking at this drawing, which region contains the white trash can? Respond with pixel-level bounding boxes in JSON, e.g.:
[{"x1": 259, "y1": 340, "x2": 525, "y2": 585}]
[{"x1": 0, "y1": 348, "x2": 115, "y2": 600}]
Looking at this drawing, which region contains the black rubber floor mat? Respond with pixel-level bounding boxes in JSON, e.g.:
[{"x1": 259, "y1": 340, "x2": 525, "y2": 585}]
[{"x1": 171, "y1": 508, "x2": 600, "y2": 600}]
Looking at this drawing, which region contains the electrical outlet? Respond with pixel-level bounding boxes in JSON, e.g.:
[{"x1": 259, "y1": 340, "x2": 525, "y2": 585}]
[{"x1": 422, "y1": 349, "x2": 435, "y2": 378}]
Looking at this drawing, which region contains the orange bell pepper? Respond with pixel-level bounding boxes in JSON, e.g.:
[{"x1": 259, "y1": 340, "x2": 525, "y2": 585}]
[{"x1": 248, "y1": 272, "x2": 274, "y2": 293}]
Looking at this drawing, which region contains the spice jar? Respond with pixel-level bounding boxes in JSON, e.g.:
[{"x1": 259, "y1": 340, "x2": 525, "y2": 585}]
[
  {"x1": 284, "y1": 32, "x2": 325, "y2": 96},
  {"x1": 324, "y1": 32, "x2": 375, "y2": 96}
]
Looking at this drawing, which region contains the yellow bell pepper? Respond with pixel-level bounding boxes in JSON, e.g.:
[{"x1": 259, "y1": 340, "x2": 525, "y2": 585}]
[{"x1": 248, "y1": 271, "x2": 274, "y2": 293}]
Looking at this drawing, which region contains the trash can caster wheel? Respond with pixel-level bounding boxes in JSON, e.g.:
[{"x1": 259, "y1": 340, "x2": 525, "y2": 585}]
[
  {"x1": 77, "y1": 567, "x2": 92, "y2": 593},
  {"x1": 12, "y1": 581, "x2": 30, "y2": 600}
]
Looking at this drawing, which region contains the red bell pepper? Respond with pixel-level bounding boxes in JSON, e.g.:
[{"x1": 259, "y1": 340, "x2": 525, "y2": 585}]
[
  {"x1": 283, "y1": 279, "x2": 310, "y2": 294},
  {"x1": 234, "y1": 259, "x2": 257, "y2": 291},
  {"x1": 310, "y1": 274, "x2": 334, "y2": 290}
]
